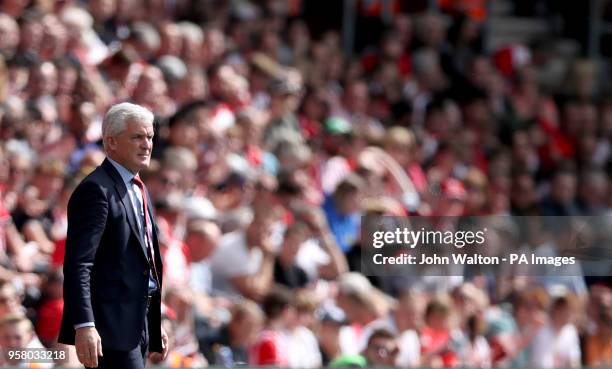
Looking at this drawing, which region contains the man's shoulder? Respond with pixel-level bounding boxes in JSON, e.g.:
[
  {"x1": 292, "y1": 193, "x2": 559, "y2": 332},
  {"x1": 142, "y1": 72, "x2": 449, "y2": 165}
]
[
  {"x1": 69, "y1": 164, "x2": 115, "y2": 201},
  {"x1": 77, "y1": 163, "x2": 114, "y2": 188}
]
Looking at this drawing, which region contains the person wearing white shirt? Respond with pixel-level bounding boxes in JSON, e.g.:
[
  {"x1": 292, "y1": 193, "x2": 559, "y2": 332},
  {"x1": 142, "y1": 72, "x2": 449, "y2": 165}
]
[{"x1": 530, "y1": 296, "x2": 581, "y2": 369}]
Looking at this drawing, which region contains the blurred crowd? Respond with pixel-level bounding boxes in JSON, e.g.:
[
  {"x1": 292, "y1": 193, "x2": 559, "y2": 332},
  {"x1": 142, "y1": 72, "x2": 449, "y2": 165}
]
[{"x1": 0, "y1": 0, "x2": 611, "y2": 368}]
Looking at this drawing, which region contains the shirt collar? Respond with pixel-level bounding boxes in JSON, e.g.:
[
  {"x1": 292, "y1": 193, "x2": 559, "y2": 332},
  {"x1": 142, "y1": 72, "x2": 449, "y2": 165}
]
[{"x1": 107, "y1": 157, "x2": 136, "y2": 184}]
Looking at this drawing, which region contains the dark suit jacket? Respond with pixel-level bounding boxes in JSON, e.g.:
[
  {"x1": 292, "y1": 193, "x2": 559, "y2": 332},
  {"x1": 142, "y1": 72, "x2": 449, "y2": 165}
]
[{"x1": 58, "y1": 159, "x2": 164, "y2": 352}]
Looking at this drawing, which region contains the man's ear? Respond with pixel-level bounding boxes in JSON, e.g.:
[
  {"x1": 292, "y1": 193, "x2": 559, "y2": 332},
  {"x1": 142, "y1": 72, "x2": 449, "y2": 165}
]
[{"x1": 106, "y1": 136, "x2": 116, "y2": 151}]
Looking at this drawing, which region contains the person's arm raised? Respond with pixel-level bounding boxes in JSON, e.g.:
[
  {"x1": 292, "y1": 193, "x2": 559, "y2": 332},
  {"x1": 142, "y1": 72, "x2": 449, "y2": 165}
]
[
  {"x1": 303, "y1": 206, "x2": 348, "y2": 280},
  {"x1": 362, "y1": 146, "x2": 420, "y2": 210}
]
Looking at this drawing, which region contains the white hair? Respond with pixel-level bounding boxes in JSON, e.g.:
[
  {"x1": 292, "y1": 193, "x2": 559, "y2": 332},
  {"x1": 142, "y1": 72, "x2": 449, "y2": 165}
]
[
  {"x1": 178, "y1": 22, "x2": 203, "y2": 44},
  {"x1": 0, "y1": 13, "x2": 19, "y2": 32},
  {"x1": 61, "y1": 6, "x2": 93, "y2": 31},
  {"x1": 102, "y1": 103, "x2": 154, "y2": 149}
]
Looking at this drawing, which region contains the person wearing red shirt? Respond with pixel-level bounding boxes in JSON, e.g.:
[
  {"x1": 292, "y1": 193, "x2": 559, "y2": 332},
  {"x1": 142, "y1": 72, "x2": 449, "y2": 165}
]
[
  {"x1": 420, "y1": 297, "x2": 459, "y2": 368},
  {"x1": 249, "y1": 287, "x2": 295, "y2": 367}
]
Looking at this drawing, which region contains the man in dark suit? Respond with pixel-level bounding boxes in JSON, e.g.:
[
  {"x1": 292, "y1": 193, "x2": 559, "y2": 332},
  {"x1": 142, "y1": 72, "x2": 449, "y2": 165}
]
[{"x1": 59, "y1": 103, "x2": 168, "y2": 368}]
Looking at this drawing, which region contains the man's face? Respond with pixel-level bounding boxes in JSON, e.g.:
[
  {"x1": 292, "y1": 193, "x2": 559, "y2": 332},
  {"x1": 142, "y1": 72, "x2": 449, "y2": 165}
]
[
  {"x1": 185, "y1": 221, "x2": 221, "y2": 261},
  {"x1": 0, "y1": 17, "x2": 19, "y2": 51},
  {"x1": 159, "y1": 23, "x2": 182, "y2": 56},
  {"x1": 31, "y1": 63, "x2": 58, "y2": 96},
  {"x1": 90, "y1": 0, "x2": 117, "y2": 21},
  {"x1": 512, "y1": 175, "x2": 536, "y2": 208},
  {"x1": 1, "y1": 0, "x2": 28, "y2": 17},
  {"x1": 0, "y1": 285, "x2": 20, "y2": 316},
  {"x1": 107, "y1": 119, "x2": 154, "y2": 173},
  {"x1": 552, "y1": 173, "x2": 577, "y2": 205},
  {"x1": 283, "y1": 226, "x2": 310, "y2": 256},
  {"x1": 169, "y1": 121, "x2": 199, "y2": 149},
  {"x1": 364, "y1": 336, "x2": 399, "y2": 366},
  {"x1": 345, "y1": 83, "x2": 368, "y2": 114},
  {"x1": 148, "y1": 168, "x2": 182, "y2": 201},
  {"x1": 337, "y1": 190, "x2": 361, "y2": 215},
  {"x1": 335, "y1": 292, "x2": 360, "y2": 323},
  {"x1": 231, "y1": 314, "x2": 263, "y2": 347},
  {"x1": 0, "y1": 322, "x2": 31, "y2": 349}
]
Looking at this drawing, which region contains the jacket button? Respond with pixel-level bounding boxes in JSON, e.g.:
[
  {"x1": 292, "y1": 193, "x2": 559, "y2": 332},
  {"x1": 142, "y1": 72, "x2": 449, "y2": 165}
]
[{"x1": 143, "y1": 270, "x2": 148, "y2": 276}]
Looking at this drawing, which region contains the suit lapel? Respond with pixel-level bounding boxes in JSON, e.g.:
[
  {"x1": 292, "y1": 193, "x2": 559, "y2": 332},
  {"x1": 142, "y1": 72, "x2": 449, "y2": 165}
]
[
  {"x1": 144, "y1": 186, "x2": 163, "y2": 280},
  {"x1": 101, "y1": 159, "x2": 149, "y2": 261}
]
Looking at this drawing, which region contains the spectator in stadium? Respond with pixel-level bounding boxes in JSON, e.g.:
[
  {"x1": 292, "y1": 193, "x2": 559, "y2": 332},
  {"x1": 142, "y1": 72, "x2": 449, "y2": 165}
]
[
  {"x1": 382, "y1": 126, "x2": 428, "y2": 196},
  {"x1": 420, "y1": 296, "x2": 459, "y2": 368},
  {"x1": 361, "y1": 289, "x2": 424, "y2": 368},
  {"x1": 322, "y1": 174, "x2": 365, "y2": 253},
  {"x1": 276, "y1": 204, "x2": 347, "y2": 286},
  {"x1": 0, "y1": 13, "x2": 19, "y2": 57},
  {"x1": 335, "y1": 272, "x2": 395, "y2": 356},
  {"x1": 0, "y1": 280, "x2": 22, "y2": 317},
  {"x1": 511, "y1": 170, "x2": 540, "y2": 215},
  {"x1": 207, "y1": 170, "x2": 256, "y2": 233},
  {"x1": 287, "y1": 290, "x2": 322, "y2": 369},
  {"x1": 249, "y1": 286, "x2": 295, "y2": 367},
  {"x1": 463, "y1": 313, "x2": 492, "y2": 368},
  {"x1": 362, "y1": 328, "x2": 400, "y2": 368},
  {"x1": 35, "y1": 268, "x2": 64, "y2": 348},
  {"x1": 316, "y1": 305, "x2": 346, "y2": 366},
  {"x1": 319, "y1": 117, "x2": 356, "y2": 194},
  {"x1": 508, "y1": 287, "x2": 550, "y2": 367},
  {"x1": 577, "y1": 169, "x2": 608, "y2": 215},
  {"x1": 209, "y1": 207, "x2": 278, "y2": 300},
  {"x1": 11, "y1": 158, "x2": 66, "y2": 256},
  {"x1": 157, "y1": 217, "x2": 191, "y2": 288},
  {"x1": 0, "y1": 313, "x2": 53, "y2": 368},
  {"x1": 152, "y1": 315, "x2": 202, "y2": 368},
  {"x1": 530, "y1": 295, "x2": 581, "y2": 368},
  {"x1": 263, "y1": 74, "x2": 304, "y2": 146},
  {"x1": 4, "y1": 142, "x2": 35, "y2": 214},
  {"x1": 274, "y1": 221, "x2": 312, "y2": 289},
  {"x1": 184, "y1": 218, "x2": 221, "y2": 296},
  {"x1": 197, "y1": 298, "x2": 264, "y2": 366},
  {"x1": 584, "y1": 304, "x2": 612, "y2": 367},
  {"x1": 162, "y1": 286, "x2": 207, "y2": 367},
  {"x1": 540, "y1": 165, "x2": 580, "y2": 216},
  {"x1": 462, "y1": 168, "x2": 489, "y2": 215},
  {"x1": 333, "y1": 79, "x2": 383, "y2": 137}
]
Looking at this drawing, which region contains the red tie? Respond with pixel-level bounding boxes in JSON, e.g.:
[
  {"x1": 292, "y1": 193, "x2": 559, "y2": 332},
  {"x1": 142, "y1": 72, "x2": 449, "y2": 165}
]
[{"x1": 133, "y1": 174, "x2": 161, "y2": 290}]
